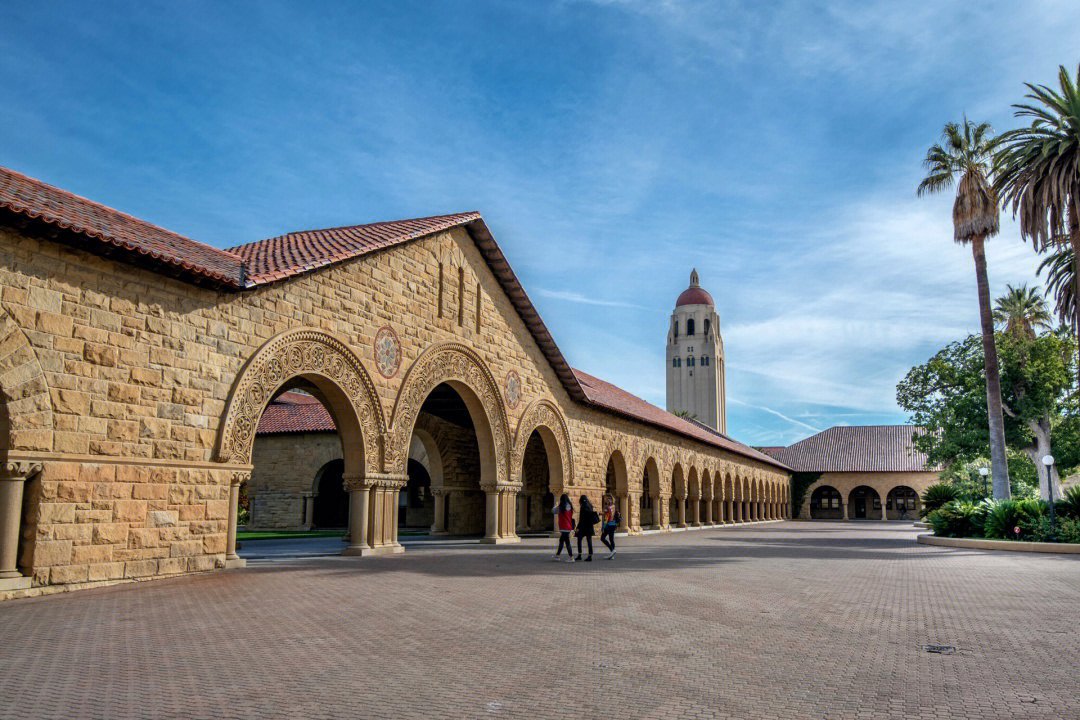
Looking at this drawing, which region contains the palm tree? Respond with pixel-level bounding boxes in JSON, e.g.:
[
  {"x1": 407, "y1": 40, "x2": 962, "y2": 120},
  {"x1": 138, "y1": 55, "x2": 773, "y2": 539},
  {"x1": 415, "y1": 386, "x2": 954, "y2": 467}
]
[
  {"x1": 996, "y1": 64, "x2": 1080, "y2": 386},
  {"x1": 917, "y1": 118, "x2": 1011, "y2": 498},
  {"x1": 993, "y1": 284, "x2": 1052, "y2": 339},
  {"x1": 1038, "y1": 248, "x2": 1077, "y2": 333}
]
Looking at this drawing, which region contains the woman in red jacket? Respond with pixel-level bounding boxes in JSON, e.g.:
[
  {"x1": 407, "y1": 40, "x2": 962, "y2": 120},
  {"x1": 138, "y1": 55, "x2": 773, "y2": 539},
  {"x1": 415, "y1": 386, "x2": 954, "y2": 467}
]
[{"x1": 553, "y1": 494, "x2": 575, "y2": 562}]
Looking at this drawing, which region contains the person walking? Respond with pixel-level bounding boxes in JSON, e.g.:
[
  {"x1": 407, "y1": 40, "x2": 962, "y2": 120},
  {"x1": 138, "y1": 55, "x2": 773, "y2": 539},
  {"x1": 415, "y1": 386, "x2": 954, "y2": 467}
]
[
  {"x1": 600, "y1": 493, "x2": 618, "y2": 560},
  {"x1": 553, "y1": 494, "x2": 575, "y2": 562},
  {"x1": 575, "y1": 495, "x2": 598, "y2": 562}
]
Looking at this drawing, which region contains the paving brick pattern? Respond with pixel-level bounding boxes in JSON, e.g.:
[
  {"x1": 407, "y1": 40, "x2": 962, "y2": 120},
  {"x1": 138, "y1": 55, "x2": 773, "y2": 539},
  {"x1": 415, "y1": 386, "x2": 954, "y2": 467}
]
[{"x1": 1, "y1": 522, "x2": 1077, "y2": 719}]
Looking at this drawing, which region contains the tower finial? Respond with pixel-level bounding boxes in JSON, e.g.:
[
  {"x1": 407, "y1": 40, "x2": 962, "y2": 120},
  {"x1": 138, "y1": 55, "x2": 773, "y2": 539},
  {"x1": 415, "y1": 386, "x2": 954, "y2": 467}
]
[{"x1": 690, "y1": 268, "x2": 699, "y2": 287}]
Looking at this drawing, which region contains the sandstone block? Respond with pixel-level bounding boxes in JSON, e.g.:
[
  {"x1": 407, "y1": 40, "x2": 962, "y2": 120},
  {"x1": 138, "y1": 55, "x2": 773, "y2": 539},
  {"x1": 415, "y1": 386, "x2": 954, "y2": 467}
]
[
  {"x1": 50, "y1": 563, "x2": 89, "y2": 585},
  {"x1": 34, "y1": 540, "x2": 73, "y2": 566},
  {"x1": 124, "y1": 560, "x2": 158, "y2": 578},
  {"x1": 72, "y1": 544, "x2": 113, "y2": 564},
  {"x1": 87, "y1": 562, "x2": 125, "y2": 582},
  {"x1": 147, "y1": 510, "x2": 178, "y2": 527},
  {"x1": 84, "y1": 343, "x2": 118, "y2": 367},
  {"x1": 38, "y1": 502, "x2": 76, "y2": 524},
  {"x1": 92, "y1": 523, "x2": 128, "y2": 545},
  {"x1": 113, "y1": 499, "x2": 146, "y2": 522}
]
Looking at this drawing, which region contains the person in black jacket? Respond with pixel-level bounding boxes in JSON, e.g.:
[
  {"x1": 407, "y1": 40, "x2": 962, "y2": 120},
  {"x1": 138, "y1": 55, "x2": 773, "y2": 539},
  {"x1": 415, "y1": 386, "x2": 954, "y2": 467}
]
[{"x1": 575, "y1": 495, "x2": 598, "y2": 561}]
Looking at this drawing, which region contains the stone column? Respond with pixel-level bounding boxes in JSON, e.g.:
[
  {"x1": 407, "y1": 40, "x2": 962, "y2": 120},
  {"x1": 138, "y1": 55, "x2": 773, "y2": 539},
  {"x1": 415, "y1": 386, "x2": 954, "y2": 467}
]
[
  {"x1": 223, "y1": 471, "x2": 248, "y2": 569},
  {"x1": 627, "y1": 492, "x2": 642, "y2": 532},
  {"x1": 704, "y1": 497, "x2": 713, "y2": 525},
  {"x1": 678, "y1": 497, "x2": 687, "y2": 528},
  {"x1": 691, "y1": 496, "x2": 701, "y2": 526},
  {"x1": 483, "y1": 487, "x2": 499, "y2": 542},
  {"x1": 842, "y1": 502, "x2": 849, "y2": 520},
  {"x1": 344, "y1": 473, "x2": 407, "y2": 556},
  {"x1": 302, "y1": 492, "x2": 314, "y2": 530},
  {"x1": 431, "y1": 487, "x2": 447, "y2": 534},
  {"x1": 0, "y1": 461, "x2": 40, "y2": 590},
  {"x1": 342, "y1": 473, "x2": 370, "y2": 555},
  {"x1": 480, "y1": 484, "x2": 521, "y2": 544},
  {"x1": 725, "y1": 499, "x2": 733, "y2": 524},
  {"x1": 617, "y1": 494, "x2": 630, "y2": 533}
]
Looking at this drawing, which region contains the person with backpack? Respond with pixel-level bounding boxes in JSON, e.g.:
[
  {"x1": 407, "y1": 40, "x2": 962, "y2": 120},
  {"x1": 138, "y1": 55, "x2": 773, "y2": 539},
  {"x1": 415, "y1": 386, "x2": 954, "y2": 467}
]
[
  {"x1": 600, "y1": 493, "x2": 619, "y2": 559},
  {"x1": 575, "y1": 495, "x2": 599, "y2": 562},
  {"x1": 553, "y1": 494, "x2": 575, "y2": 562}
]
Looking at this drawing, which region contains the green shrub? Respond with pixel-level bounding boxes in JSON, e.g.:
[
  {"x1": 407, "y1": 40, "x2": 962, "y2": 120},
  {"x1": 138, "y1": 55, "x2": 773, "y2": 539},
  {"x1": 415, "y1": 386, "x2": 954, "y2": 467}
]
[
  {"x1": 983, "y1": 499, "x2": 1049, "y2": 540},
  {"x1": 1056, "y1": 517, "x2": 1080, "y2": 544},
  {"x1": 927, "y1": 500, "x2": 987, "y2": 538},
  {"x1": 1055, "y1": 485, "x2": 1080, "y2": 520},
  {"x1": 920, "y1": 483, "x2": 960, "y2": 518}
]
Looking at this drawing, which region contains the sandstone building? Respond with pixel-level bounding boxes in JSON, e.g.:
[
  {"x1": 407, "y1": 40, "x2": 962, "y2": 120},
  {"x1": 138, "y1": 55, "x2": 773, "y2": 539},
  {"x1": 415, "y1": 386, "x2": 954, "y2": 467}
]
[
  {"x1": 0, "y1": 165, "x2": 790, "y2": 597},
  {"x1": 762, "y1": 425, "x2": 939, "y2": 520}
]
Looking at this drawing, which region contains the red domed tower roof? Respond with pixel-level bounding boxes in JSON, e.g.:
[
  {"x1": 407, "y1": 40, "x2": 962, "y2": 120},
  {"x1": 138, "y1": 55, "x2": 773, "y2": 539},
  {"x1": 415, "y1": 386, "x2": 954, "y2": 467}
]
[{"x1": 675, "y1": 268, "x2": 714, "y2": 307}]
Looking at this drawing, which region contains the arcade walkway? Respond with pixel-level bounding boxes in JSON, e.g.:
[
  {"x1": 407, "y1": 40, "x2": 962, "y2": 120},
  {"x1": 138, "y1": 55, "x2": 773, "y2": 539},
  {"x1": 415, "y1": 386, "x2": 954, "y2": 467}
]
[{"x1": 0, "y1": 522, "x2": 1077, "y2": 719}]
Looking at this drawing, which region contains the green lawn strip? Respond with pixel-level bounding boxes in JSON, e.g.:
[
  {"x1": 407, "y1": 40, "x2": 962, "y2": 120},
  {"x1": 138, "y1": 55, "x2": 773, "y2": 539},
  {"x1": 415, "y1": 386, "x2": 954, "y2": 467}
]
[{"x1": 236, "y1": 530, "x2": 345, "y2": 542}]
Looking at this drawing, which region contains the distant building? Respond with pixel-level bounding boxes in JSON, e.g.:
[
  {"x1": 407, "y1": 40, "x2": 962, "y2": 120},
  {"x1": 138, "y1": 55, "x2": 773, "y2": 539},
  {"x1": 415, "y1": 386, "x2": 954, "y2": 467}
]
[
  {"x1": 762, "y1": 426, "x2": 941, "y2": 520},
  {"x1": 666, "y1": 269, "x2": 726, "y2": 433}
]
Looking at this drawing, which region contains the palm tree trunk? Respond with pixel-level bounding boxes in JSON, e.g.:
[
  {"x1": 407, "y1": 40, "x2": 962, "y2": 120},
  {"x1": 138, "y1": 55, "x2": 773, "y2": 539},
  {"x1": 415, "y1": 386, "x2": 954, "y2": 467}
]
[
  {"x1": 971, "y1": 236, "x2": 1011, "y2": 498},
  {"x1": 1071, "y1": 200, "x2": 1080, "y2": 391}
]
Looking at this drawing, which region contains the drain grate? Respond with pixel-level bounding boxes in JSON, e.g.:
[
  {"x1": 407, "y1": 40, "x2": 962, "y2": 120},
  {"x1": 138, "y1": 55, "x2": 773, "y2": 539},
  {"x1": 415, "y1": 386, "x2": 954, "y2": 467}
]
[{"x1": 923, "y1": 644, "x2": 956, "y2": 654}]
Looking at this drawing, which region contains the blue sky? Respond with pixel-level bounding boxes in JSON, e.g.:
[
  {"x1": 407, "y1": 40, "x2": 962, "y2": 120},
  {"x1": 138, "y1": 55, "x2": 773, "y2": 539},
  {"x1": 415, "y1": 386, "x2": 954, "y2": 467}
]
[{"x1": 2, "y1": 1, "x2": 1078, "y2": 446}]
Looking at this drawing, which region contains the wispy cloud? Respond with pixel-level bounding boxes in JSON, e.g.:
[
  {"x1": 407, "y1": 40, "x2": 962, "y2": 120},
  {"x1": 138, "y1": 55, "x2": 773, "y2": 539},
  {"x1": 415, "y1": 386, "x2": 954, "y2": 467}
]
[
  {"x1": 536, "y1": 288, "x2": 652, "y2": 310},
  {"x1": 730, "y1": 398, "x2": 821, "y2": 434}
]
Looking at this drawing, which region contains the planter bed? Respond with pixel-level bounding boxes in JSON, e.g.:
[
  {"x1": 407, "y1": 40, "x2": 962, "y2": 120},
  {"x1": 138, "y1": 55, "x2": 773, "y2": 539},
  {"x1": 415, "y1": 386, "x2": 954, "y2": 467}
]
[{"x1": 917, "y1": 533, "x2": 1080, "y2": 554}]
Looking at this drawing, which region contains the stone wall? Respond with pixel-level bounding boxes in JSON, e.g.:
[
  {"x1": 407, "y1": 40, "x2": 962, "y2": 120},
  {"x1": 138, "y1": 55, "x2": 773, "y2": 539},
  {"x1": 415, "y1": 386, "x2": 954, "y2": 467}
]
[
  {"x1": 799, "y1": 471, "x2": 939, "y2": 520},
  {"x1": 248, "y1": 432, "x2": 342, "y2": 530},
  {"x1": 0, "y1": 220, "x2": 790, "y2": 598}
]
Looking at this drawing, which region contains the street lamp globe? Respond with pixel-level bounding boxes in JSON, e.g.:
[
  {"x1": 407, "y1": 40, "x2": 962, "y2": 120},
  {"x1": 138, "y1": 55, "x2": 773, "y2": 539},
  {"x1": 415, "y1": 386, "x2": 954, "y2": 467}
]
[{"x1": 1042, "y1": 455, "x2": 1054, "y2": 467}]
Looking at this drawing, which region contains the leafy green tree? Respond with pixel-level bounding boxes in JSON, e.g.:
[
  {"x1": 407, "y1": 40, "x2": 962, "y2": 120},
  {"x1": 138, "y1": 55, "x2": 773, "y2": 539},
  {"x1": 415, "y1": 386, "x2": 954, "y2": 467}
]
[
  {"x1": 898, "y1": 330, "x2": 1076, "y2": 500},
  {"x1": 993, "y1": 284, "x2": 1051, "y2": 339},
  {"x1": 996, "y1": 64, "x2": 1080, "y2": 384},
  {"x1": 918, "y1": 118, "x2": 1011, "y2": 497}
]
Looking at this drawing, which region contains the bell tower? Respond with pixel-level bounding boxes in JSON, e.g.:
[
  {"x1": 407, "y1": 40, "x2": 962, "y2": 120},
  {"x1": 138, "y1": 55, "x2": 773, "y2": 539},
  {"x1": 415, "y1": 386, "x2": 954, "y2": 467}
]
[{"x1": 666, "y1": 269, "x2": 726, "y2": 433}]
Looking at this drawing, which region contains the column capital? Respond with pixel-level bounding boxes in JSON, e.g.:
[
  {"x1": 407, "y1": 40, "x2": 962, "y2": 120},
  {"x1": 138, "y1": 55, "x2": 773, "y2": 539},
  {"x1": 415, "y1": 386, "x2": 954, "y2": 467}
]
[
  {"x1": 343, "y1": 473, "x2": 408, "y2": 491},
  {"x1": 0, "y1": 461, "x2": 42, "y2": 481},
  {"x1": 480, "y1": 481, "x2": 522, "y2": 493},
  {"x1": 230, "y1": 470, "x2": 250, "y2": 487}
]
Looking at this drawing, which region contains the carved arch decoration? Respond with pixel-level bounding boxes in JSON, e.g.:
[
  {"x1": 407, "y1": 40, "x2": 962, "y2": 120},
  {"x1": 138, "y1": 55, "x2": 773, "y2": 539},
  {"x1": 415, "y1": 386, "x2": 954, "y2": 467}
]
[
  {"x1": 512, "y1": 398, "x2": 574, "y2": 488},
  {"x1": 216, "y1": 328, "x2": 386, "y2": 468},
  {"x1": 0, "y1": 305, "x2": 53, "y2": 452},
  {"x1": 387, "y1": 342, "x2": 510, "y2": 485}
]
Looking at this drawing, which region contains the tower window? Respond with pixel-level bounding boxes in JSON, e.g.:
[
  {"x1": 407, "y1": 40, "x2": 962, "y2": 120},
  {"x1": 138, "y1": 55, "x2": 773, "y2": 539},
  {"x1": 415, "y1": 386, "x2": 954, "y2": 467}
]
[
  {"x1": 701, "y1": 356, "x2": 709, "y2": 366},
  {"x1": 687, "y1": 319, "x2": 695, "y2": 336},
  {"x1": 704, "y1": 319, "x2": 710, "y2": 334},
  {"x1": 673, "y1": 320, "x2": 678, "y2": 338},
  {"x1": 672, "y1": 358, "x2": 680, "y2": 368},
  {"x1": 687, "y1": 356, "x2": 695, "y2": 367}
]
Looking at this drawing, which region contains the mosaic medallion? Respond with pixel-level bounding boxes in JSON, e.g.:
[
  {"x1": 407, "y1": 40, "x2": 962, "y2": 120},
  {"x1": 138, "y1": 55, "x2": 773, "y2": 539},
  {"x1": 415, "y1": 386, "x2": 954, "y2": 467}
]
[
  {"x1": 373, "y1": 326, "x2": 401, "y2": 378},
  {"x1": 504, "y1": 370, "x2": 522, "y2": 409}
]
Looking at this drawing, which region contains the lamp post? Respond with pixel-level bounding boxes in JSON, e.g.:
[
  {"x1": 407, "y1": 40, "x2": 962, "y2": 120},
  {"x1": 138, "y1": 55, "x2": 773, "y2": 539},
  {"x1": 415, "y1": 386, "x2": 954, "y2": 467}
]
[
  {"x1": 1042, "y1": 455, "x2": 1056, "y2": 530},
  {"x1": 978, "y1": 466, "x2": 989, "y2": 499}
]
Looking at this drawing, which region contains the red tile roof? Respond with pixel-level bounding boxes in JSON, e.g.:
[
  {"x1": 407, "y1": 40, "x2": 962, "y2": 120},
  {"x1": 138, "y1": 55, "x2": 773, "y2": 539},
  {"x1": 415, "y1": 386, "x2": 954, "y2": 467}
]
[
  {"x1": 0, "y1": 166, "x2": 245, "y2": 287},
  {"x1": 228, "y1": 213, "x2": 482, "y2": 285},
  {"x1": 572, "y1": 369, "x2": 788, "y2": 469},
  {"x1": 0, "y1": 164, "x2": 788, "y2": 471},
  {"x1": 256, "y1": 392, "x2": 336, "y2": 434},
  {"x1": 760, "y1": 426, "x2": 938, "y2": 473}
]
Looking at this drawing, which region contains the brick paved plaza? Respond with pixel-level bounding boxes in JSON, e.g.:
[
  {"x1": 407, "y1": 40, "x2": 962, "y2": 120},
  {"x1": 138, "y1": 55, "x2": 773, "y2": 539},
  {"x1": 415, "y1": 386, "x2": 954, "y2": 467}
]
[{"x1": 2, "y1": 521, "x2": 1077, "y2": 719}]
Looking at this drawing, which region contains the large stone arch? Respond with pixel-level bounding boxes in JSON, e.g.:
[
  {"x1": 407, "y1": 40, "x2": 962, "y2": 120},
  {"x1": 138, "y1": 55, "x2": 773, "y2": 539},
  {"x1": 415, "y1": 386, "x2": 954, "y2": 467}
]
[
  {"x1": 512, "y1": 398, "x2": 573, "y2": 491},
  {"x1": 0, "y1": 306, "x2": 53, "y2": 453},
  {"x1": 0, "y1": 306, "x2": 50, "y2": 585},
  {"x1": 217, "y1": 328, "x2": 385, "y2": 472},
  {"x1": 387, "y1": 342, "x2": 510, "y2": 487}
]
